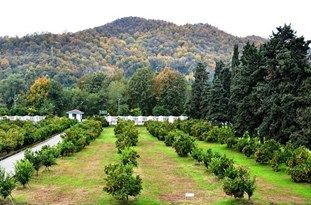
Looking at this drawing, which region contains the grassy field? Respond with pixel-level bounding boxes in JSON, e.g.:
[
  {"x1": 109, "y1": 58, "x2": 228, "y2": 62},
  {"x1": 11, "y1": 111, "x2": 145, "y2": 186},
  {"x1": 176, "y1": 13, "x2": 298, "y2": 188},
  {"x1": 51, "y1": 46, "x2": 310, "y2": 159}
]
[
  {"x1": 196, "y1": 141, "x2": 311, "y2": 204},
  {"x1": 11, "y1": 127, "x2": 311, "y2": 205}
]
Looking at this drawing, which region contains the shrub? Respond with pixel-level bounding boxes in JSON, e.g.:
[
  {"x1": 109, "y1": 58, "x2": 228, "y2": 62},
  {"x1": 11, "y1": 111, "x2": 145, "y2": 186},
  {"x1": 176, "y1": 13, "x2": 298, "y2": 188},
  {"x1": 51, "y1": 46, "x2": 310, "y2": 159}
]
[
  {"x1": 255, "y1": 139, "x2": 281, "y2": 164},
  {"x1": 115, "y1": 120, "x2": 138, "y2": 146},
  {"x1": 2, "y1": 127, "x2": 25, "y2": 153},
  {"x1": 286, "y1": 146, "x2": 310, "y2": 168},
  {"x1": 116, "y1": 135, "x2": 135, "y2": 152},
  {"x1": 226, "y1": 137, "x2": 238, "y2": 149},
  {"x1": 164, "y1": 131, "x2": 178, "y2": 146},
  {"x1": 191, "y1": 147, "x2": 204, "y2": 163},
  {"x1": 14, "y1": 159, "x2": 34, "y2": 188},
  {"x1": 123, "y1": 128, "x2": 139, "y2": 146},
  {"x1": 234, "y1": 137, "x2": 249, "y2": 152},
  {"x1": 203, "y1": 131, "x2": 218, "y2": 143},
  {"x1": 173, "y1": 134, "x2": 195, "y2": 157},
  {"x1": 204, "y1": 127, "x2": 219, "y2": 143},
  {"x1": 0, "y1": 107, "x2": 9, "y2": 115},
  {"x1": 288, "y1": 157, "x2": 311, "y2": 183},
  {"x1": 209, "y1": 155, "x2": 234, "y2": 179},
  {"x1": 203, "y1": 126, "x2": 234, "y2": 144},
  {"x1": 242, "y1": 138, "x2": 260, "y2": 157},
  {"x1": 202, "y1": 149, "x2": 216, "y2": 168},
  {"x1": 224, "y1": 166, "x2": 248, "y2": 180},
  {"x1": 218, "y1": 127, "x2": 235, "y2": 144},
  {"x1": 114, "y1": 119, "x2": 135, "y2": 136},
  {"x1": 24, "y1": 149, "x2": 42, "y2": 175},
  {"x1": 223, "y1": 169, "x2": 256, "y2": 200},
  {"x1": 104, "y1": 163, "x2": 142, "y2": 201},
  {"x1": 130, "y1": 108, "x2": 142, "y2": 116},
  {"x1": 270, "y1": 150, "x2": 284, "y2": 172},
  {"x1": 119, "y1": 147, "x2": 140, "y2": 167},
  {"x1": 145, "y1": 121, "x2": 174, "y2": 140},
  {"x1": 63, "y1": 128, "x2": 87, "y2": 151},
  {"x1": 0, "y1": 168, "x2": 16, "y2": 199},
  {"x1": 92, "y1": 116, "x2": 109, "y2": 127},
  {"x1": 59, "y1": 141, "x2": 76, "y2": 156},
  {"x1": 156, "y1": 127, "x2": 168, "y2": 141},
  {"x1": 39, "y1": 146, "x2": 57, "y2": 169},
  {"x1": 177, "y1": 120, "x2": 196, "y2": 134},
  {"x1": 190, "y1": 121, "x2": 211, "y2": 140}
]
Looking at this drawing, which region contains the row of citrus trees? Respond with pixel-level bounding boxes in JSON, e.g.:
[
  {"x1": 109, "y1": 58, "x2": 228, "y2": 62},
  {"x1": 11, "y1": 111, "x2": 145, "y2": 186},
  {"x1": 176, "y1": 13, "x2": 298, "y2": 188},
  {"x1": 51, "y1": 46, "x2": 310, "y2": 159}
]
[
  {"x1": 175, "y1": 120, "x2": 311, "y2": 183},
  {"x1": 104, "y1": 119, "x2": 142, "y2": 202},
  {"x1": 0, "y1": 117, "x2": 76, "y2": 156},
  {"x1": 0, "y1": 118, "x2": 104, "y2": 202},
  {"x1": 145, "y1": 121, "x2": 256, "y2": 200}
]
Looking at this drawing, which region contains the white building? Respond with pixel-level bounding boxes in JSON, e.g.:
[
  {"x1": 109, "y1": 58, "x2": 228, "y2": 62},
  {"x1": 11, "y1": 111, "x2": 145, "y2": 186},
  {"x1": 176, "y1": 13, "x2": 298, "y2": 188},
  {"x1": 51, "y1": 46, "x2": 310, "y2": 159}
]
[{"x1": 66, "y1": 109, "x2": 84, "y2": 122}]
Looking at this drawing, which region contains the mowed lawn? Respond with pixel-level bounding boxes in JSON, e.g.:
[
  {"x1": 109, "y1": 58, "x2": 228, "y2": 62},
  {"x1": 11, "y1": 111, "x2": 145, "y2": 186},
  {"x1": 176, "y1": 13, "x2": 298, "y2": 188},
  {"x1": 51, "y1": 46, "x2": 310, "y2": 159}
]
[{"x1": 11, "y1": 127, "x2": 311, "y2": 205}]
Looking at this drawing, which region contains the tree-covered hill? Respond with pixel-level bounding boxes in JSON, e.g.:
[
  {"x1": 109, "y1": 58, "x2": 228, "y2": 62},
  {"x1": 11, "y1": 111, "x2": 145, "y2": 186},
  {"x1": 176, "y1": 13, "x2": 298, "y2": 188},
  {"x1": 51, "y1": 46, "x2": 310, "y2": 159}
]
[{"x1": 0, "y1": 17, "x2": 265, "y2": 87}]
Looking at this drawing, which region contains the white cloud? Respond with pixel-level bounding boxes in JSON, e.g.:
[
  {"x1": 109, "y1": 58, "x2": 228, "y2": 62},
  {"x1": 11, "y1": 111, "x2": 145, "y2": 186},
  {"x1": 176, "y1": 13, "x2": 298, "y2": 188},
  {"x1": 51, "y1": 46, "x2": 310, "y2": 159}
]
[{"x1": 1, "y1": 0, "x2": 310, "y2": 39}]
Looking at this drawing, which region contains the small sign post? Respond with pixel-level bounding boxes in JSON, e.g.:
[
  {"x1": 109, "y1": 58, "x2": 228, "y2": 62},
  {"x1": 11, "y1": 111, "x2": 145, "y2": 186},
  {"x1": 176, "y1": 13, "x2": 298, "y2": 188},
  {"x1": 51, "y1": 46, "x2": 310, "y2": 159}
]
[{"x1": 185, "y1": 192, "x2": 194, "y2": 199}]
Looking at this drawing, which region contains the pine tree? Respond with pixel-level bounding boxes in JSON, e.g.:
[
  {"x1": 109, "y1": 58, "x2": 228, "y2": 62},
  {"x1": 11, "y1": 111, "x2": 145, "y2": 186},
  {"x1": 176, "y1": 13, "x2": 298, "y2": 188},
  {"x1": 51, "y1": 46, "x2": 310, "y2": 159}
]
[
  {"x1": 258, "y1": 25, "x2": 311, "y2": 145},
  {"x1": 188, "y1": 62, "x2": 210, "y2": 118}
]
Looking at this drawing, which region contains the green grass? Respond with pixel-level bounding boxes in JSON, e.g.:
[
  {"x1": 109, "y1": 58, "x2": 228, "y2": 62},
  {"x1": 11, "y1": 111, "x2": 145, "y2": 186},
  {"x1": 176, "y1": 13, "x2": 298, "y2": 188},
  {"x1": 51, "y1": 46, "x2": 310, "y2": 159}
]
[
  {"x1": 196, "y1": 141, "x2": 311, "y2": 203},
  {"x1": 10, "y1": 127, "x2": 311, "y2": 205}
]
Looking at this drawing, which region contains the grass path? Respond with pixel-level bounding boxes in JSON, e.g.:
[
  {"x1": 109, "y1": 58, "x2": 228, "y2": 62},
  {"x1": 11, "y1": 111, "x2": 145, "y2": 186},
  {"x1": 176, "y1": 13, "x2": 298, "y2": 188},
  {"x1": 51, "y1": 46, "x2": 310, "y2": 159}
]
[
  {"x1": 196, "y1": 141, "x2": 311, "y2": 204},
  {"x1": 135, "y1": 127, "x2": 226, "y2": 205}
]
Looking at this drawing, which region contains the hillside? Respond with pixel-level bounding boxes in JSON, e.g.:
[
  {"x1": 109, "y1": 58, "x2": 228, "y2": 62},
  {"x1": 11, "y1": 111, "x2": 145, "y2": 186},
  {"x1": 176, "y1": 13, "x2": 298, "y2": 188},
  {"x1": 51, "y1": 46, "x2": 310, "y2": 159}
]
[{"x1": 0, "y1": 17, "x2": 265, "y2": 87}]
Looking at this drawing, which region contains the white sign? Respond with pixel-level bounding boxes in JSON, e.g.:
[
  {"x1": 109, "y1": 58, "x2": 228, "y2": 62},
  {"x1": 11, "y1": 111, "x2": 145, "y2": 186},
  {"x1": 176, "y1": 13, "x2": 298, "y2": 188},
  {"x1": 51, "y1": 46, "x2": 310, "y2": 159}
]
[{"x1": 185, "y1": 192, "x2": 195, "y2": 198}]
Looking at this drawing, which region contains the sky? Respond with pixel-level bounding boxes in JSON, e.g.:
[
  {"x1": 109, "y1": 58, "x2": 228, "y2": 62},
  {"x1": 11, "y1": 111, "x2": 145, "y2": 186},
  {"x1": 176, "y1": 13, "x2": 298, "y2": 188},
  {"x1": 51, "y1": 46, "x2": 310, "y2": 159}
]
[{"x1": 1, "y1": 0, "x2": 310, "y2": 40}]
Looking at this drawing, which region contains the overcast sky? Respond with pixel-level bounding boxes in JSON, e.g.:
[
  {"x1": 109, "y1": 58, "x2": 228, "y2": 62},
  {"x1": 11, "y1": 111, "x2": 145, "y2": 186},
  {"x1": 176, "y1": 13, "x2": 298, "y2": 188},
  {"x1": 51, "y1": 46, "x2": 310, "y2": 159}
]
[{"x1": 1, "y1": 0, "x2": 310, "y2": 40}]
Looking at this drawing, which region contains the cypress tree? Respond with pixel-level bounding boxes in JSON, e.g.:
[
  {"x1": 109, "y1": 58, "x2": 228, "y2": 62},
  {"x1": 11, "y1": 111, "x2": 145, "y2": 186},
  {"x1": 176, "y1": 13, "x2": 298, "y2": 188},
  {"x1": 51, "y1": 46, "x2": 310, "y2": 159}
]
[
  {"x1": 229, "y1": 44, "x2": 241, "y2": 121},
  {"x1": 219, "y1": 65, "x2": 231, "y2": 100},
  {"x1": 231, "y1": 44, "x2": 240, "y2": 69},
  {"x1": 208, "y1": 78, "x2": 228, "y2": 124},
  {"x1": 213, "y1": 60, "x2": 225, "y2": 82},
  {"x1": 189, "y1": 62, "x2": 210, "y2": 118},
  {"x1": 232, "y1": 42, "x2": 264, "y2": 136},
  {"x1": 208, "y1": 61, "x2": 231, "y2": 123}
]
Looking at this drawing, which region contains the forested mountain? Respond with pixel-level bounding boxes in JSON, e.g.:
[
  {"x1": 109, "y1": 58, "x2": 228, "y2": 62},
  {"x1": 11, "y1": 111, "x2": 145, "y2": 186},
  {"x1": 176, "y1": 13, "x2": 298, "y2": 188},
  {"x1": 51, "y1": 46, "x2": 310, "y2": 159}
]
[{"x1": 0, "y1": 17, "x2": 265, "y2": 87}]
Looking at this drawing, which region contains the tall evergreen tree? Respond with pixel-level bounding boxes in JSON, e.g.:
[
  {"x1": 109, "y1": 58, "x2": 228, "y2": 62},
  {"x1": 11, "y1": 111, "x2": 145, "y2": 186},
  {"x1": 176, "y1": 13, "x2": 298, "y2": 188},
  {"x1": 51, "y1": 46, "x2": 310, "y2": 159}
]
[
  {"x1": 258, "y1": 25, "x2": 311, "y2": 145},
  {"x1": 208, "y1": 61, "x2": 230, "y2": 123},
  {"x1": 232, "y1": 42, "x2": 264, "y2": 135},
  {"x1": 208, "y1": 78, "x2": 228, "y2": 123},
  {"x1": 213, "y1": 60, "x2": 224, "y2": 82},
  {"x1": 229, "y1": 44, "x2": 241, "y2": 122},
  {"x1": 128, "y1": 67, "x2": 156, "y2": 115},
  {"x1": 188, "y1": 62, "x2": 210, "y2": 118},
  {"x1": 231, "y1": 44, "x2": 240, "y2": 69},
  {"x1": 219, "y1": 65, "x2": 231, "y2": 99}
]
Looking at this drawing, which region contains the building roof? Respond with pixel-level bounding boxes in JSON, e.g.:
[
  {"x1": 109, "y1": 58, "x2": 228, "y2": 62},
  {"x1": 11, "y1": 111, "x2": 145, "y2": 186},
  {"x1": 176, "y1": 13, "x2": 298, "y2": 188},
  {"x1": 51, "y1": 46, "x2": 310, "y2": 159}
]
[{"x1": 66, "y1": 109, "x2": 84, "y2": 114}]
